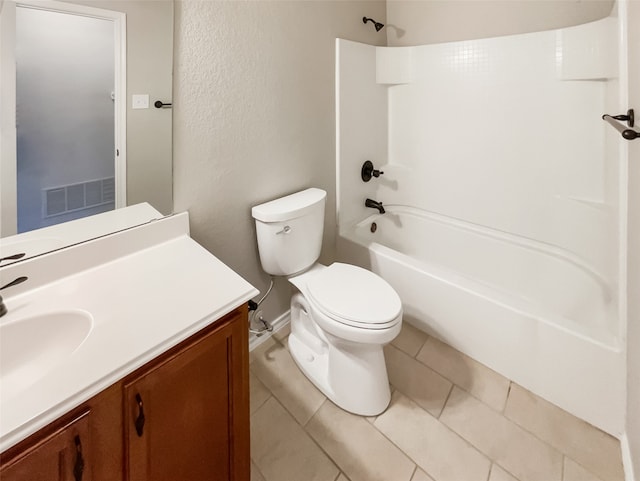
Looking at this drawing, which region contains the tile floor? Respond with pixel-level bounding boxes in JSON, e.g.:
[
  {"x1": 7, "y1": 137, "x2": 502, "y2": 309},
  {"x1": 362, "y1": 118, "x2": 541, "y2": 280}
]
[{"x1": 249, "y1": 322, "x2": 624, "y2": 481}]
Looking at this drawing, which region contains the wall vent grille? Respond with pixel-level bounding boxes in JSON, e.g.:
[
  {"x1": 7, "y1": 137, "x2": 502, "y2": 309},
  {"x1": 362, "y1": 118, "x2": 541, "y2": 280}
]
[{"x1": 43, "y1": 177, "x2": 115, "y2": 217}]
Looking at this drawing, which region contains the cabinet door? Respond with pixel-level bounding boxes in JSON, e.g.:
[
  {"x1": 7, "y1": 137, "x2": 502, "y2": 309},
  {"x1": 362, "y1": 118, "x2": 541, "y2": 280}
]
[
  {"x1": 0, "y1": 411, "x2": 91, "y2": 481},
  {"x1": 124, "y1": 309, "x2": 249, "y2": 481}
]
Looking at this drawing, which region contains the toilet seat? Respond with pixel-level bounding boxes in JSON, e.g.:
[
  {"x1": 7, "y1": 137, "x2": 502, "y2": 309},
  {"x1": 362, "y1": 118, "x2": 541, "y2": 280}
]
[{"x1": 306, "y1": 263, "x2": 402, "y2": 329}]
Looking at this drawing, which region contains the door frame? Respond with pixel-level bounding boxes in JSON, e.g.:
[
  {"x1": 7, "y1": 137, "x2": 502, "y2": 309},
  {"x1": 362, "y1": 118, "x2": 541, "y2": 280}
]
[
  {"x1": 0, "y1": 0, "x2": 18, "y2": 236},
  {"x1": 1, "y1": 0, "x2": 127, "y2": 235}
]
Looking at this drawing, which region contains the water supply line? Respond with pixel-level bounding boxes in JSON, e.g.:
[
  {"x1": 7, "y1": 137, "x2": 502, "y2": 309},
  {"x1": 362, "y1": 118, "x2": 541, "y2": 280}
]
[{"x1": 248, "y1": 277, "x2": 275, "y2": 336}]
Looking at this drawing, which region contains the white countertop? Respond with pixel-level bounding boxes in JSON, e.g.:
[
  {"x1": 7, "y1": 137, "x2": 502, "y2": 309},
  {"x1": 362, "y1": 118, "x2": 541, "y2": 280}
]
[
  {"x1": 0, "y1": 203, "x2": 163, "y2": 264},
  {"x1": 0, "y1": 212, "x2": 258, "y2": 452}
]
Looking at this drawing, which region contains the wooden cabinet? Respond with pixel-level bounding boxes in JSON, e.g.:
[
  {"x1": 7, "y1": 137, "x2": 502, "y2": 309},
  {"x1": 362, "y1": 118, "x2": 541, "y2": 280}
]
[
  {"x1": 0, "y1": 307, "x2": 249, "y2": 481},
  {"x1": 0, "y1": 411, "x2": 91, "y2": 481},
  {"x1": 124, "y1": 307, "x2": 249, "y2": 481}
]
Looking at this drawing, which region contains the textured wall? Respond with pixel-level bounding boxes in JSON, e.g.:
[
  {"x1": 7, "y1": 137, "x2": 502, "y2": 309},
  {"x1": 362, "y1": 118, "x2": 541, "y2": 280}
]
[
  {"x1": 173, "y1": 0, "x2": 387, "y2": 320},
  {"x1": 386, "y1": 0, "x2": 615, "y2": 46}
]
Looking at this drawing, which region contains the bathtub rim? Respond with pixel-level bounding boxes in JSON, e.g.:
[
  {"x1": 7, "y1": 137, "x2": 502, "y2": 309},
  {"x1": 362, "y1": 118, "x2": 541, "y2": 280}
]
[
  {"x1": 348, "y1": 204, "x2": 613, "y2": 298},
  {"x1": 339, "y1": 206, "x2": 620, "y2": 350}
]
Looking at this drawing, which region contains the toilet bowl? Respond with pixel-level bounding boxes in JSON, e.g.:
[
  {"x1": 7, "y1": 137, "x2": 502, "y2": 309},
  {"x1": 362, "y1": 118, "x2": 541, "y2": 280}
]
[
  {"x1": 288, "y1": 263, "x2": 402, "y2": 415},
  {"x1": 252, "y1": 188, "x2": 402, "y2": 415}
]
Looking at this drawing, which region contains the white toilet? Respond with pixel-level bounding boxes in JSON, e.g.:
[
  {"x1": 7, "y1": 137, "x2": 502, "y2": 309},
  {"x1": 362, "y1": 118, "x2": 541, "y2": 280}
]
[{"x1": 252, "y1": 188, "x2": 402, "y2": 416}]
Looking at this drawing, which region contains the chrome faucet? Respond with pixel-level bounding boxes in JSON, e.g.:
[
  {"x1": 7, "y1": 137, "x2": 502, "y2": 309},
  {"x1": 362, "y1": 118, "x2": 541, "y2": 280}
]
[
  {"x1": 0, "y1": 276, "x2": 28, "y2": 317},
  {"x1": 365, "y1": 198, "x2": 385, "y2": 214}
]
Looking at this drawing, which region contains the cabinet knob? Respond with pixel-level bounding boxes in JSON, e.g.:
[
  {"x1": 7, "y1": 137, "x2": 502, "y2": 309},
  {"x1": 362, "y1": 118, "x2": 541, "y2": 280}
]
[
  {"x1": 73, "y1": 435, "x2": 85, "y2": 481},
  {"x1": 135, "y1": 394, "x2": 146, "y2": 437}
]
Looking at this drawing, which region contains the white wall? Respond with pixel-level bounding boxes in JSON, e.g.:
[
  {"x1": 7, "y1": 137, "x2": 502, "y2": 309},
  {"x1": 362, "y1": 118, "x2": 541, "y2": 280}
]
[
  {"x1": 386, "y1": 0, "x2": 614, "y2": 46},
  {"x1": 172, "y1": 0, "x2": 387, "y2": 320}
]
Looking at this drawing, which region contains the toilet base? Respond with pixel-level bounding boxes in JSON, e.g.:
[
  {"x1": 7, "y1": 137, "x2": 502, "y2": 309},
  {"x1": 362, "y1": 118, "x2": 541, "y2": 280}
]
[{"x1": 288, "y1": 293, "x2": 392, "y2": 416}]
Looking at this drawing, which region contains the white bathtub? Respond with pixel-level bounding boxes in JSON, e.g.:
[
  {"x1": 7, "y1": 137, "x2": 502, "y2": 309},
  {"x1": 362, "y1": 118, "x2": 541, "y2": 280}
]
[{"x1": 337, "y1": 205, "x2": 624, "y2": 436}]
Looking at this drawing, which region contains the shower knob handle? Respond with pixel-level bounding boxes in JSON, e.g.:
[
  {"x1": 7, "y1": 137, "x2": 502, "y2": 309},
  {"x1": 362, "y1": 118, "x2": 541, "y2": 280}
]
[{"x1": 361, "y1": 160, "x2": 384, "y2": 182}]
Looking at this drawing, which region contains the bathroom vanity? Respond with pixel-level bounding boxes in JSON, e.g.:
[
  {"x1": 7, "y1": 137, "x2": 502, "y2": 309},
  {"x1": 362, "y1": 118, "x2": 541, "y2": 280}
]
[{"x1": 0, "y1": 211, "x2": 257, "y2": 480}]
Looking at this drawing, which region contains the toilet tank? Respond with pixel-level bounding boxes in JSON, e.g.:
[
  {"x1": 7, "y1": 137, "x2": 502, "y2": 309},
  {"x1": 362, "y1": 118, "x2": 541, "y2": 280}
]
[{"x1": 252, "y1": 188, "x2": 326, "y2": 276}]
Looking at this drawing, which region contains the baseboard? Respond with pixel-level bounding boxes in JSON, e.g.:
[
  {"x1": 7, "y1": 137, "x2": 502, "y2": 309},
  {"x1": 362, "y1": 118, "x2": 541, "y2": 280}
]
[
  {"x1": 622, "y1": 432, "x2": 636, "y2": 481},
  {"x1": 249, "y1": 310, "x2": 291, "y2": 352}
]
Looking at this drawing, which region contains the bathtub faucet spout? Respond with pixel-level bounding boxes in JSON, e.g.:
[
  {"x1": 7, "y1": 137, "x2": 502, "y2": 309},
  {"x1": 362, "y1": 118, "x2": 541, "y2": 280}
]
[{"x1": 365, "y1": 198, "x2": 385, "y2": 214}]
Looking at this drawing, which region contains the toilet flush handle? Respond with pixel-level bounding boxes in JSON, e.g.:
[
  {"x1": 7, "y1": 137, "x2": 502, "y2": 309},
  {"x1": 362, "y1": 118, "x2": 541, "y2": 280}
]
[{"x1": 276, "y1": 226, "x2": 292, "y2": 235}]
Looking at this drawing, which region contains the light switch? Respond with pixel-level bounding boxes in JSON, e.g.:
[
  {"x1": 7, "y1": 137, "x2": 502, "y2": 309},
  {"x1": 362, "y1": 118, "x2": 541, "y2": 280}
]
[{"x1": 132, "y1": 94, "x2": 149, "y2": 109}]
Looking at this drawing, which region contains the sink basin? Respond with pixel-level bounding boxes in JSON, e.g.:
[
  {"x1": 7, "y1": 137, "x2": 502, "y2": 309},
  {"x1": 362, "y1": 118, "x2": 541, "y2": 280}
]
[{"x1": 0, "y1": 311, "x2": 93, "y2": 393}]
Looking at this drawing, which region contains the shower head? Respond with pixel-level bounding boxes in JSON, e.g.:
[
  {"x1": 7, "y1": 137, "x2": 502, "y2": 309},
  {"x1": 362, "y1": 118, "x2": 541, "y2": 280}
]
[{"x1": 362, "y1": 16, "x2": 385, "y2": 32}]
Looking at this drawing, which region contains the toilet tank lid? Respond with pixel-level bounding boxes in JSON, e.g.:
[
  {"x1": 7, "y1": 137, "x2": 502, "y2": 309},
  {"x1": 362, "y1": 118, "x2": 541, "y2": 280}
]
[{"x1": 252, "y1": 188, "x2": 327, "y2": 223}]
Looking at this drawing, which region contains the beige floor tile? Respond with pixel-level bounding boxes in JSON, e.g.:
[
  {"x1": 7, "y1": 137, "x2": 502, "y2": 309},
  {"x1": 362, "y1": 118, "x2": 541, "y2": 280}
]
[
  {"x1": 489, "y1": 464, "x2": 519, "y2": 481},
  {"x1": 251, "y1": 461, "x2": 266, "y2": 481},
  {"x1": 410, "y1": 468, "x2": 435, "y2": 481},
  {"x1": 391, "y1": 322, "x2": 429, "y2": 357},
  {"x1": 250, "y1": 371, "x2": 271, "y2": 415},
  {"x1": 365, "y1": 388, "x2": 398, "y2": 424},
  {"x1": 251, "y1": 337, "x2": 326, "y2": 425},
  {"x1": 251, "y1": 397, "x2": 339, "y2": 481},
  {"x1": 563, "y1": 458, "x2": 606, "y2": 481},
  {"x1": 336, "y1": 474, "x2": 350, "y2": 481},
  {"x1": 307, "y1": 399, "x2": 416, "y2": 481},
  {"x1": 440, "y1": 387, "x2": 563, "y2": 481},
  {"x1": 416, "y1": 337, "x2": 510, "y2": 412},
  {"x1": 250, "y1": 336, "x2": 279, "y2": 361},
  {"x1": 374, "y1": 391, "x2": 491, "y2": 481},
  {"x1": 384, "y1": 344, "x2": 452, "y2": 418},
  {"x1": 503, "y1": 384, "x2": 624, "y2": 481},
  {"x1": 273, "y1": 322, "x2": 291, "y2": 343}
]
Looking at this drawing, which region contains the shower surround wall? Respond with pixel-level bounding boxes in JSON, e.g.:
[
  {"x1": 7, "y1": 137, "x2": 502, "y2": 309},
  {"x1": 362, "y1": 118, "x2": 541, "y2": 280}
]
[{"x1": 336, "y1": 15, "x2": 625, "y2": 435}]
